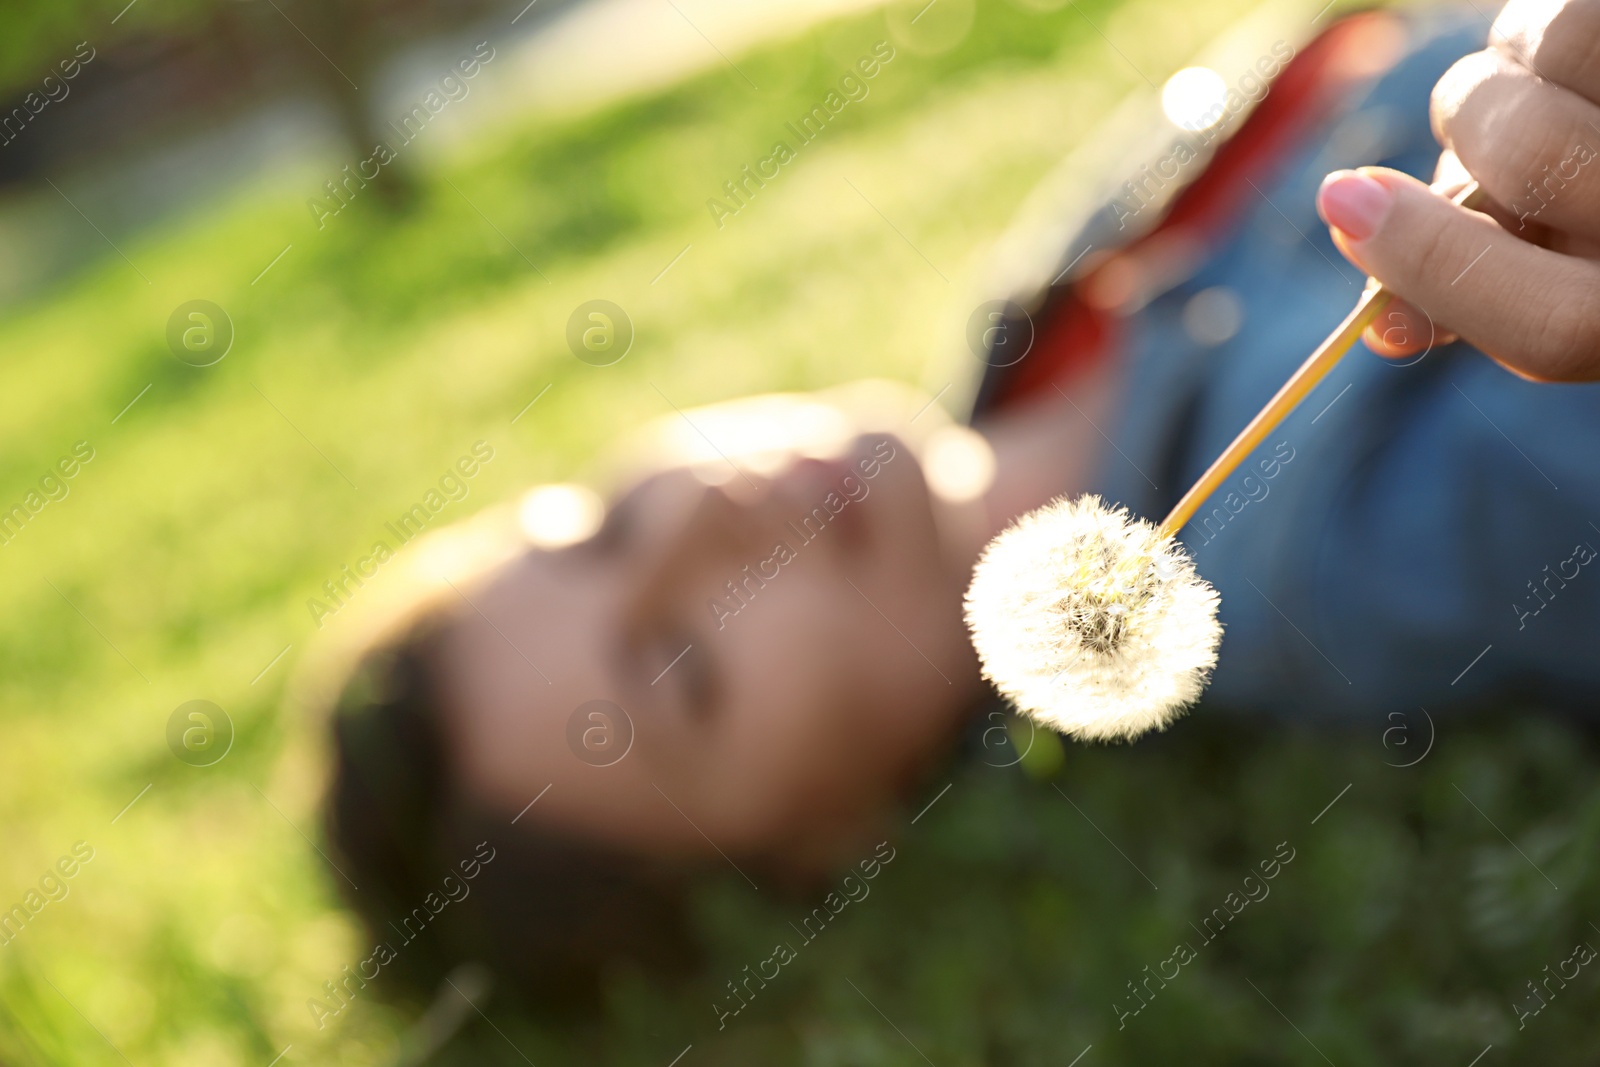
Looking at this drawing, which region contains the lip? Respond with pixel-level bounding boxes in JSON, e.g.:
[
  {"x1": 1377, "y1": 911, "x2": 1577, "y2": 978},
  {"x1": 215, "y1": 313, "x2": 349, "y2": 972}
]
[
  {"x1": 776, "y1": 455, "x2": 846, "y2": 496},
  {"x1": 774, "y1": 455, "x2": 871, "y2": 554}
]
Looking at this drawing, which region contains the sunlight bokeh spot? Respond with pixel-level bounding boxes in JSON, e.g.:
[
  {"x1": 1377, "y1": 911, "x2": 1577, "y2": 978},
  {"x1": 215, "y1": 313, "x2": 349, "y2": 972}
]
[
  {"x1": 519, "y1": 484, "x2": 604, "y2": 548},
  {"x1": 1161, "y1": 66, "x2": 1229, "y2": 132}
]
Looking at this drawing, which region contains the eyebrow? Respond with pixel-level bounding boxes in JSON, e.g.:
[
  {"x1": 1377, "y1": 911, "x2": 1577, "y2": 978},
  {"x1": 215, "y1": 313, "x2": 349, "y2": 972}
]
[{"x1": 584, "y1": 489, "x2": 638, "y2": 556}]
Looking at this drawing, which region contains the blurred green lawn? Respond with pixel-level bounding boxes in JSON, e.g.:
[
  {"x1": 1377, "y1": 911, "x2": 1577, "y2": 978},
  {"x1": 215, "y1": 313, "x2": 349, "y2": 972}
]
[{"x1": 3, "y1": 0, "x2": 1599, "y2": 1063}]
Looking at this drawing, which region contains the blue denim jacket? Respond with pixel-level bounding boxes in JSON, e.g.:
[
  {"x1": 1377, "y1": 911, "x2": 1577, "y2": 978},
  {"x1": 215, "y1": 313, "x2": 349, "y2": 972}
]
[{"x1": 994, "y1": 9, "x2": 1600, "y2": 721}]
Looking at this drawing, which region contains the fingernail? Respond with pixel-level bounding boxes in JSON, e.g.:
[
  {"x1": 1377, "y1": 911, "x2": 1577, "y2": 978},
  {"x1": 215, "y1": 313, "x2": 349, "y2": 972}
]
[{"x1": 1317, "y1": 170, "x2": 1393, "y2": 241}]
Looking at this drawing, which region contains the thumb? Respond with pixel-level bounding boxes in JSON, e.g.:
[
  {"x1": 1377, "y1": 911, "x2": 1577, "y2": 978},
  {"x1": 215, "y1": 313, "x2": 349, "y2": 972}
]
[{"x1": 1316, "y1": 166, "x2": 1600, "y2": 382}]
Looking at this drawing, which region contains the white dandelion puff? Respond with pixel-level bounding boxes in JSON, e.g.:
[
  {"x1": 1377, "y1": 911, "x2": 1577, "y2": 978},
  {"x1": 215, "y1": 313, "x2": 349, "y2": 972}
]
[
  {"x1": 957, "y1": 189, "x2": 1490, "y2": 739},
  {"x1": 964, "y1": 495, "x2": 1222, "y2": 742}
]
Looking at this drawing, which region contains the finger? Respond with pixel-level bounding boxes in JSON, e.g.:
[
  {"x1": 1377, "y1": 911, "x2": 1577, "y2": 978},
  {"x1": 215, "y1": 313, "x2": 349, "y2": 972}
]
[
  {"x1": 1431, "y1": 48, "x2": 1600, "y2": 242},
  {"x1": 1361, "y1": 153, "x2": 1509, "y2": 356},
  {"x1": 1433, "y1": 148, "x2": 1536, "y2": 237},
  {"x1": 1364, "y1": 293, "x2": 1457, "y2": 358},
  {"x1": 1318, "y1": 166, "x2": 1600, "y2": 381},
  {"x1": 1365, "y1": 157, "x2": 1468, "y2": 356},
  {"x1": 1491, "y1": 0, "x2": 1600, "y2": 105},
  {"x1": 1432, "y1": 146, "x2": 1472, "y2": 193}
]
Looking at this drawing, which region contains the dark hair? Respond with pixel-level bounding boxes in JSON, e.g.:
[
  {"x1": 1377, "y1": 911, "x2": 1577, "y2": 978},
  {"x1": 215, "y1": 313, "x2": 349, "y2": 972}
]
[{"x1": 323, "y1": 626, "x2": 702, "y2": 1013}]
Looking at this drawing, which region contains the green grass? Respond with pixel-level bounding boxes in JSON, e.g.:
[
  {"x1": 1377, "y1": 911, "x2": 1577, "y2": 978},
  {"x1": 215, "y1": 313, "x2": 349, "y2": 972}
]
[
  {"x1": 467, "y1": 711, "x2": 1600, "y2": 1066},
  {"x1": 6, "y1": 0, "x2": 1598, "y2": 1063}
]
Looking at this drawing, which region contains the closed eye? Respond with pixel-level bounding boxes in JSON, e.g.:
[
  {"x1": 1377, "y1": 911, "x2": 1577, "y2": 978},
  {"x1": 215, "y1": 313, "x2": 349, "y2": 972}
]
[{"x1": 651, "y1": 635, "x2": 719, "y2": 725}]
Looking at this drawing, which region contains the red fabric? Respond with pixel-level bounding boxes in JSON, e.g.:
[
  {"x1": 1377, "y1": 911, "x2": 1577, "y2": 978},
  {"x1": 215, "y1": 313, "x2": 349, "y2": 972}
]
[{"x1": 988, "y1": 10, "x2": 1398, "y2": 411}]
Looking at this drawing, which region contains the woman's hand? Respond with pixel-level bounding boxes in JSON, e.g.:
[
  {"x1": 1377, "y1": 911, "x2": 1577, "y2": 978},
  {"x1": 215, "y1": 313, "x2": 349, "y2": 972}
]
[{"x1": 1315, "y1": 0, "x2": 1600, "y2": 381}]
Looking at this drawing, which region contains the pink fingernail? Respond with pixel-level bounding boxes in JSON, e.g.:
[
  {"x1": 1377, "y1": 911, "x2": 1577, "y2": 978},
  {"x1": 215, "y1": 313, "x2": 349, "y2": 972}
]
[{"x1": 1317, "y1": 170, "x2": 1393, "y2": 241}]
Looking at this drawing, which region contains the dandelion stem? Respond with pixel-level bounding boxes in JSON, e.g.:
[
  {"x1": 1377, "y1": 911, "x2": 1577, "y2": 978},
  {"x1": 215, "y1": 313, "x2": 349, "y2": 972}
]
[{"x1": 1157, "y1": 182, "x2": 1486, "y2": 540}]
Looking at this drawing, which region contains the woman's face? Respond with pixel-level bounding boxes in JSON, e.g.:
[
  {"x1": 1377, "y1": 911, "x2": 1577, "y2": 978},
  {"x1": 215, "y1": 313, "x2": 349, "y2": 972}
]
[{"x1": 436, "y1": 433, "x2": 982, "y2": 869}]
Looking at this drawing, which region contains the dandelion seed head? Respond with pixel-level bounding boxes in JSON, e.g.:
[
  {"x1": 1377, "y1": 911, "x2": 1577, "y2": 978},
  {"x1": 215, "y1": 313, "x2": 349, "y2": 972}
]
[{"x1": 964, "y1": 495, "x2": 1222, "y2": 741}]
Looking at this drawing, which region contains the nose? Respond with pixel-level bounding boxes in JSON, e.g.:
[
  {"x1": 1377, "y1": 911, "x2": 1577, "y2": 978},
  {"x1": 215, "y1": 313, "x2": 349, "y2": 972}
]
[{"x1": 624, "y1": 472, "x2": 764, "y2": 601}]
